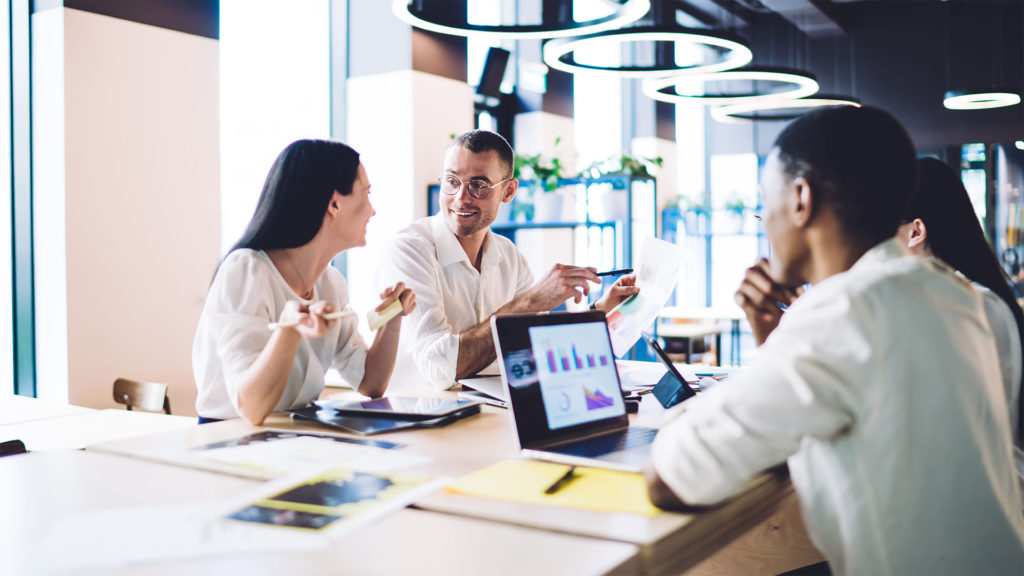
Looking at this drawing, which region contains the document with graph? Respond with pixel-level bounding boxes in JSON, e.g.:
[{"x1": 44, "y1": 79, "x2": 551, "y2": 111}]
[{"x1": 606, "y1": 237, "x2": 685, "y2": 356}]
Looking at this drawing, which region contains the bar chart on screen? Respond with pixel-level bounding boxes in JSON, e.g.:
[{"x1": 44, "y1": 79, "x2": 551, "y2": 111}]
[{"x1": 528, "y1": 322, "x2": 625, "y2": 430}]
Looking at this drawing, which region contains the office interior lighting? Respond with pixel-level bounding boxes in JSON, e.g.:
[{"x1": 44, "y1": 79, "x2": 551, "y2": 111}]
[
  {"x1": 642, "y1": 68, "x2": 819, "y2": 105},
  {"x1": 392, "y1": 0, "x2": 650, "y2": 39},
  {"x1": 943, "y1": 89, "x2": 1021, "y2": 110},
  {"x1": 543, "y1": 27, "x2": 752, "y2": 77},
  {"x1": 711, "y1": 96, "x2": 861, "y2": 123}
]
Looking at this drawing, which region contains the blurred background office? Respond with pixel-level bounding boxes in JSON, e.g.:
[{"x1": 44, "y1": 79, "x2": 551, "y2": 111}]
[{"x1": 5, "y1": 0, "x2": 1021, "y2": 416}]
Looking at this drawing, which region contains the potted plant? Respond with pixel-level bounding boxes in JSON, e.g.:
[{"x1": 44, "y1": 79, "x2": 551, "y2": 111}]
[
  {"x1": 677, "y1": 194, "x2": 708, "y2": 236},
  {"x1": 513, "y1": 137, "x2": 568, "y2": 221},
  {"x1": 721, "y1": 194, "x2": 747, "y2": 234},
  {"x1": 581, "y1": 152, "x2": 663, "y2": 222}
]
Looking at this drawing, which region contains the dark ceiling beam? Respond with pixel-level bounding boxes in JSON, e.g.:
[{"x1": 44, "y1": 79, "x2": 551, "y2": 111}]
[
  {"x1": 758, "y1": 0, "x2": 845, "y2": 37},
  {"x1": 668, "y1": 0, "x2": 721, "y2": 28}
]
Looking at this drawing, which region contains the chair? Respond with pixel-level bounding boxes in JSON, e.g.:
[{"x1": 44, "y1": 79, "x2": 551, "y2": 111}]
[
  {"x1": 112, "y1": 378, "x2": 171, "y2": 414},
  {"x1": 0, "y1": 439, "x2": 27, "y2": 457}
]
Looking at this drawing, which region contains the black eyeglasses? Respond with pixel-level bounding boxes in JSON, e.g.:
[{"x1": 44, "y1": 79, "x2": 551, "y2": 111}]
[{"x1": 439, "y1": 174, "x2": 512, "y2": 200}]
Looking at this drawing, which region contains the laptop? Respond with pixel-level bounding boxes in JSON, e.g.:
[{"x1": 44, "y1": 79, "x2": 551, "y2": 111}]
[{"x1": 491, "y1": 310, "x2": 658, "y2": 473}]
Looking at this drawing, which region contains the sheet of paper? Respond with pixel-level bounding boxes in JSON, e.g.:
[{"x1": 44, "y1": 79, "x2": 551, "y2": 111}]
[
  {"x1": 607, "y1": 237, "x2": 686, "y2": 356},
  {"x1": 447, "y1": 459, "x2": 660, "y2": 516},
  {"x1": 199, "y1": 435, "x2": 431, "y2": 476},
  {"x1": 37, "y1": 503, "x2": 328, "y2": 571}
]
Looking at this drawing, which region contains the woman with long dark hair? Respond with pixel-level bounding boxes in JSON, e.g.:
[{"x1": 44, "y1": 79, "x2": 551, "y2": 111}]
[
  {"x1": 898, "y1": 157, "x2": 1024, "y2": 448},
  {"x1": 193, "y1": 139, "x2": 415, "y2": 425}
]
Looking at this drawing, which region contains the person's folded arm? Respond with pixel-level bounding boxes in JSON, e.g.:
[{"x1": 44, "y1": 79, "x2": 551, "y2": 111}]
[{"x1": 646, "y1": 294, "x2": 864, "y2": 508}]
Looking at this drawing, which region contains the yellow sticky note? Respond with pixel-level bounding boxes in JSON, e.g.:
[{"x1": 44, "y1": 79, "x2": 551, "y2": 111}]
[
  {"x1": 367, "y1": 299, "x2": 403, "y2": 331},
  {"x1": 446, "y1": 460, "x2": 661, "y2": 516}
]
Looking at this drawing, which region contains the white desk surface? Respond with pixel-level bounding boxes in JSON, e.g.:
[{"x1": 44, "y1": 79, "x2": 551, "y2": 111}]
[
  {"x1": 0, "y1": 394, "x2": 96, "y2": 426},
  {"x1": 656, "y1": 323, "x2": 725, "y2": 339},
  {"x1": 659, "y1": 305, "x2": 747, "y2": 321},
  {"x1": 1, "y1": 450, "x2": 639, "y2": 576},
  {"x1": 0, "y1": 408, "x2": 196, "y2": 451},
  {"x1": 87, "y1": 390, "x2": 792, "y2": 575}
]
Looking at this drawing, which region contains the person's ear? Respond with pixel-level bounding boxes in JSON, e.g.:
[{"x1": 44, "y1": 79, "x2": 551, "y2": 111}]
[
  {"x1": 906, "y1": 218, "x2": 927, "y2": 249},
  {"x1": 326, "y1": 190, "x2": 342, "y2": 218},
  {"x1": 502, "y1": 179, "x2": 518, "y2": 203},
  {"x1": 791, "y1": 176, "x2": 814, "y2": 228}
]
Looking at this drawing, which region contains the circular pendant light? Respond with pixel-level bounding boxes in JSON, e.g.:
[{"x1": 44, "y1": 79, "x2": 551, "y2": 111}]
[
  {"x1": 943, "y1": 89, "x2": 1021, "y2": 110},
  {"x1": 711, "y1": 96, "x2": 861, "y2": 123},
  {"x1": 392, "y1": 0, "x2": 650, "y2": 39},
  {"x1": 542, "y1": 27, "x2": 752, "y2": 78},
  {"x1": 642, "y1": 67, "x2": 819, "y2": 105}
]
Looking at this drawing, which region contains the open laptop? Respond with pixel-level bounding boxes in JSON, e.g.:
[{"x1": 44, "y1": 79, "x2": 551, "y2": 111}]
[{"x1": 491, "y1": 310, "x2": 658, "y2": 473}]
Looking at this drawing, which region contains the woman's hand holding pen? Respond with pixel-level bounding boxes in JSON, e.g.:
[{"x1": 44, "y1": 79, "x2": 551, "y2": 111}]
[{"x1": 734, "y1": 258, "x2": 802, "y2": 346}]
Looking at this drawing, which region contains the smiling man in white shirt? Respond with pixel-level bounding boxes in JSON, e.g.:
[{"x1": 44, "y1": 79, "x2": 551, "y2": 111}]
[
  {"x1": 377, "y1": 130, "x2": 637, "y2": 391},
  {"x1": 645, "y1": 107, "x2": 1024, "y2": 575}
]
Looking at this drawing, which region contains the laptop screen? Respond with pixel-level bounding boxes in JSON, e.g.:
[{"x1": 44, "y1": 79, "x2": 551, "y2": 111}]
[
  {"x1": 527, "y1": 322, "x2": 625, "y2": 429},
  {"x1": 492, "y1": 311, "x2": 629, "y2": 448}
]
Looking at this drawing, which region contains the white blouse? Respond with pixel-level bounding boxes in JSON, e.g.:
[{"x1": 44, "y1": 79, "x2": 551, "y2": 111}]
[
  {"x1": 651, "y1": 239, "x2": 1024, "y2": 575},
  {"x1": 975, "y1": 283, "x2": 1024, "y2": 445},
  {"x1": 193, "y1": 249, "x2": 367, "y2": 419}
]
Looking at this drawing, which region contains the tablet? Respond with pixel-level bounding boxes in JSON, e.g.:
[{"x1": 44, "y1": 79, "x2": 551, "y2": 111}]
[
  {"x1": 316, "y1": 397, "x2": 482, "y2": 420},
  {"x1": 641, "y1": 332, "x2": 699, "y2": 408}
]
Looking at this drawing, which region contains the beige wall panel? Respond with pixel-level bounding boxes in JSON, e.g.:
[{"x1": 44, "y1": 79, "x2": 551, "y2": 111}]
[{"x1": 59, "y1": 9, "x2": 219, "y2": 414}]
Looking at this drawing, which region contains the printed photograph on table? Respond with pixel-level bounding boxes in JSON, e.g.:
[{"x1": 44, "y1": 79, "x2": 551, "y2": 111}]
[{"x1": 224, "y1": 468, "x2": 435, "y2": 533}]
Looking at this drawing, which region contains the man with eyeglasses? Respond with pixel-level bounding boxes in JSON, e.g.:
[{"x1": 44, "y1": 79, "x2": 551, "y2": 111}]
[{"x1": 376, "y1": 130, "x2": 637, "y2": 391}]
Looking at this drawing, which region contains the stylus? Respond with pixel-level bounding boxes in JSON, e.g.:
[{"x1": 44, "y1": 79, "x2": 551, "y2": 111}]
[{"x1": 267, "y1": 309, "x2": 354, "y2": 330}]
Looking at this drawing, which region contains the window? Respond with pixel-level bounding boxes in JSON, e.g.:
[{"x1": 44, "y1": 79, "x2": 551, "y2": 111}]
[
  {"x1": 1, "y1": 2, "x2": 14, "y2": 394},
  {"x1": 220, "y1": 0, "x2": 331, "y2": 254}
]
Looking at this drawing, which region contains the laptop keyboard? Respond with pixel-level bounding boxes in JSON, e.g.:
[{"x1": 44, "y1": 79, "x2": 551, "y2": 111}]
[{"x1": 550, "y1": 427, "x2": 658, "y2": 458}]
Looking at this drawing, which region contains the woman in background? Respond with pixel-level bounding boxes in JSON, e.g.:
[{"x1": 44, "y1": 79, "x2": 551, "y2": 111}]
[
  {"x1": 898, "y1": 157, "x2": 1024, "y2": 452},
  {"x1": 193, "y1": 139, "x2": 415, "y2": 425}
]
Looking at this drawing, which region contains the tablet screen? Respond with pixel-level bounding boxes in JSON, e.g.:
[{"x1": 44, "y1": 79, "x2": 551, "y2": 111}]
[{"x1": 318, "y1": 397, "x2": 480, "y2": 418}]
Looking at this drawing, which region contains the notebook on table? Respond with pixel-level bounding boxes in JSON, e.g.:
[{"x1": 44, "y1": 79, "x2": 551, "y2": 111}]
[{"x1": 491, "y1": 310, "x2": 658, "y2": 473}]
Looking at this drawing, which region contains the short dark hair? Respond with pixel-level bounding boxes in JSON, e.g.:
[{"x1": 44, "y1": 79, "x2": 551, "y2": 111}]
[
  {"x1": 451, "y1": 130, "x2": 514, "y2": 178},
  {"x1": 773, "y1": 106, "x2": 917, "y2": 245},
  {"x1": 231, "y1": 139, "x2": 361, "y2": 253}
]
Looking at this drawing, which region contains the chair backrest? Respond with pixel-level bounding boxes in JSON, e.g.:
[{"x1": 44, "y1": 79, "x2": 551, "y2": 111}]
[{"x1": 112, "y1": 378, "x2": 171, "y2": 414}]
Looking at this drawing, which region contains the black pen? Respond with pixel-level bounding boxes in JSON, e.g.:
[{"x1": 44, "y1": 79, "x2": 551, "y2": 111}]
[
  {"x1": 595, "y1": 268, "x2": 633, "y2": 277},
  {"x1": 544, "y1": 466, "x2": 577, "y2": 495}
]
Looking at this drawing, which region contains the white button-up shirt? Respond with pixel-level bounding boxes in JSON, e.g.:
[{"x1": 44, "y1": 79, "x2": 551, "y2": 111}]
[
  {"x1": 193, "y1": 249, "x2": 367, "y2": 419},
  {"x1": 652, "y1": 239, "x2": 1024, "y2": 575},
  {"x1": 376, "y1": 214, "x2": 534, "y2": 391}
]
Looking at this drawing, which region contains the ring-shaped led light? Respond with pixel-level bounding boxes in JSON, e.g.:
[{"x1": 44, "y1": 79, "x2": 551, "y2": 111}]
[
  {"x1": 711, "y1": 96, "x2": 861, "y2": 123},
  {"x1": 543, "y1": 28, "x2": 752, "y2": 78},
  {"x1": 642, "y1": 68, "x2": 819, "y2": 105},
  {"x1": 943, "y1": 89, "x2": 1021, "y2": 110},
  {"x1": 392, "y1": 0, "x2": 650, "y2": 39}
]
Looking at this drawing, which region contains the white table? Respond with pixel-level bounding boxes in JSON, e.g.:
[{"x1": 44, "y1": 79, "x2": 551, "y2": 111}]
[{"x1": 0, "y1": 450, "x2": 639, "y2": 575}]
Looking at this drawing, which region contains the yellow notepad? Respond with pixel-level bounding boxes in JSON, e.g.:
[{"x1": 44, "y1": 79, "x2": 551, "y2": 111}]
[{"x1": 446, "y1": 460, "x2": 661, "y2": 516}]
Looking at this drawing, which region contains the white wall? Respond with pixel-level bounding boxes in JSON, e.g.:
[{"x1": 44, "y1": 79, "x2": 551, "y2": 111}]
[
  {"x1": 346, "y1": 70, "x2": 473, "y2": 340},
  {"x1": 34, "y1": 8, "x2": 220, "y2": 414}
]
